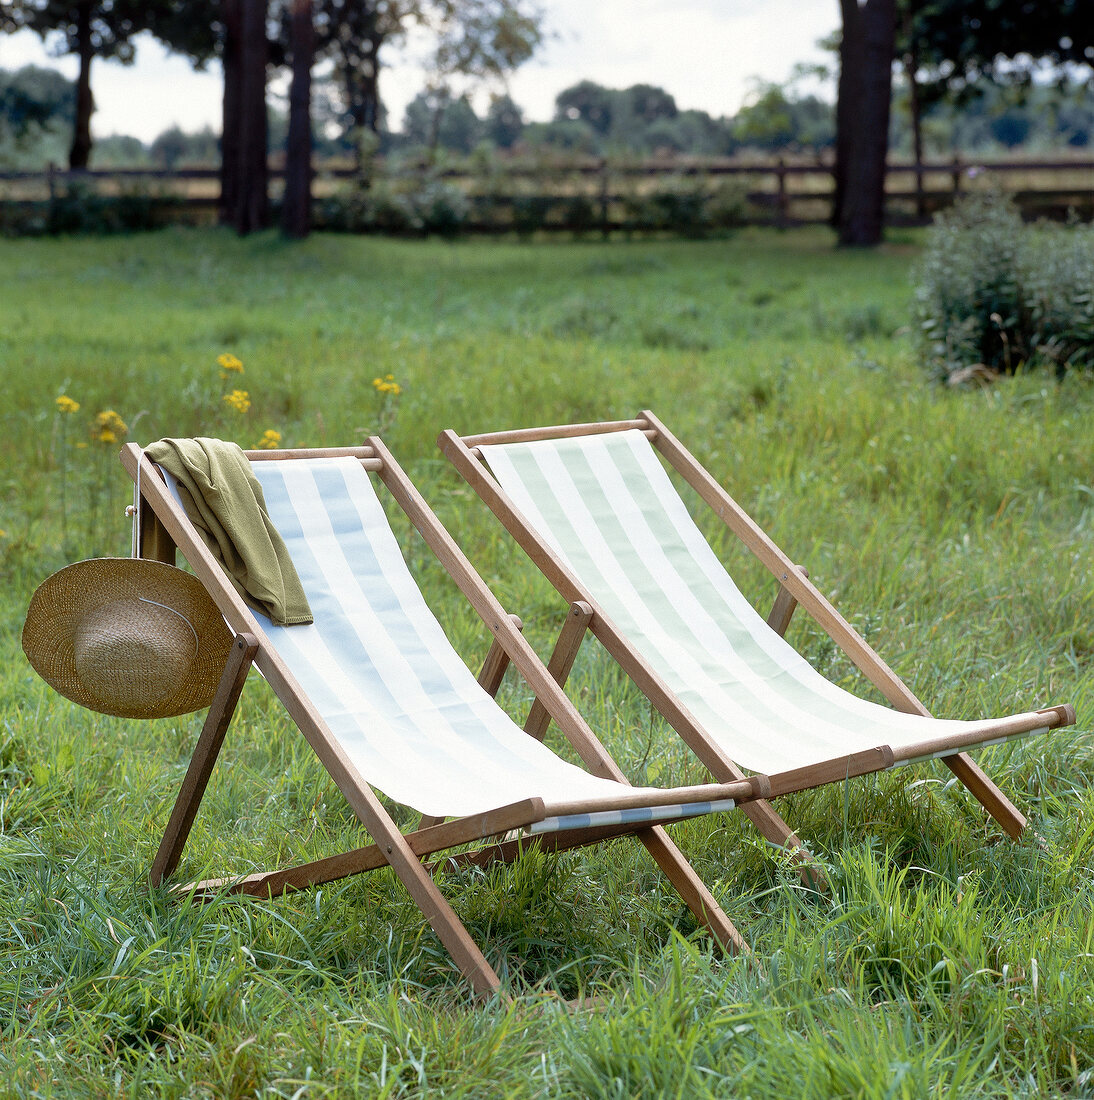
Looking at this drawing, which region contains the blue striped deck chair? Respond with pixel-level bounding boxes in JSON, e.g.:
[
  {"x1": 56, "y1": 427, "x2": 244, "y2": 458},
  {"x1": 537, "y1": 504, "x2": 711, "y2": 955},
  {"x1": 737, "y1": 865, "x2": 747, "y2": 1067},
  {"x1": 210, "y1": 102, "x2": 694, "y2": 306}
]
[
  {"x1": 122, "y1": 438, "x2": 769, "y2": 998},
  {"x1": 440, "y1": 411, "x2": 1075, "y2": 865}
]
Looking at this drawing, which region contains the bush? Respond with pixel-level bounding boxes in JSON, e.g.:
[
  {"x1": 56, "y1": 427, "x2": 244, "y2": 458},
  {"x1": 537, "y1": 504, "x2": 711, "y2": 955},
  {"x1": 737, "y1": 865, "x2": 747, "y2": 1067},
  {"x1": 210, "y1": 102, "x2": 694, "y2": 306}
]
[
  {"x1": 319, "y1": 172, "x2": 469, "y2": 237},
  {"x1": 913, "y1": 192, "x2": 1094, "y2": 381},
  {"x1": 623, "y1": 175, "x2": 748, "y2": 238}
]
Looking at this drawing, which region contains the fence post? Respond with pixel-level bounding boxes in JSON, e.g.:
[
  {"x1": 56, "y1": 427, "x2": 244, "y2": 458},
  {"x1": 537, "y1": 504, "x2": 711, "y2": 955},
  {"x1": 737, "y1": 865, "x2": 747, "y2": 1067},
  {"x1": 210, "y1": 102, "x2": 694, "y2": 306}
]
[
  {"x1": 598, "y1": 158, "x2": 610, "y2": 238},
  {"x1": 776, "y1": 157, "x2": 788, "y2": 228},
  {"x1": 951, "y1": 154, "x2": 962, "y2": 199}
]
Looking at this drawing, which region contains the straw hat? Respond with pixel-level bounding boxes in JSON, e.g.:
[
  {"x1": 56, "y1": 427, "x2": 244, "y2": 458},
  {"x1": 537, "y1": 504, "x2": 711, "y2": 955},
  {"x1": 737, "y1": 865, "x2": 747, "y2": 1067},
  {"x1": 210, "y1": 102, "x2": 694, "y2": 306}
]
[{"x1": 22, "y1": 559, "x2": 234, "y2": 719}]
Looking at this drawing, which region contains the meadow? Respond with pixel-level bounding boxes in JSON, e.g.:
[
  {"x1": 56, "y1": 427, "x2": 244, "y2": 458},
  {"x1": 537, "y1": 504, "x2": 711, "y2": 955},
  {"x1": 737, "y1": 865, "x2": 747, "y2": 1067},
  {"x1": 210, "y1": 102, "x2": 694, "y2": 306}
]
[{"x1": 1, "y1": 226, "x2": 1093, "y2": 1097}]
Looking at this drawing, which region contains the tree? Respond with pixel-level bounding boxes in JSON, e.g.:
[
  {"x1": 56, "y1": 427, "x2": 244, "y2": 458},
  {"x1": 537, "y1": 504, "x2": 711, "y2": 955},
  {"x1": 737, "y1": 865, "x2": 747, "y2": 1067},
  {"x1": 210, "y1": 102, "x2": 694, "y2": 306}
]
[
  {"x1": 555, "y1": 80, "x2": 614, "y2": 134},
  {"x1": 415, "y1": 0, "x2": 542, "y2": 158},
  {"x1": 403, "y1": 86, "x2": 481, "y2": 152},
  {"x1": 835, "y1": 0, "x2": 1092, "y2": 246},
  {"x1": 312, "y1": 0, "x2": 400, "y2": 156},
  {"x1": 484, "y1": 92, "x2": 522, "y2": 148},
  {"x1": 281, "y1": 0, "x2": 313, "y2": 238},
  {"x1": 833, "y1": 0, "x2": 897, "y2": 246},
  {"x1": 219, "y1": 0, "x2": 269, "y2": 234},
  {"x1": 310, "y1": 0, "x2": 542, "y2": 163},
  {"x1": 620, "y1": 83, "x2": 677, "y2": 125},
  {"x1": 0, "y1": 63, "x2": 73, "y2": 137},
  {"x1": 0, "y1": 1, "x2": 145, "y2": 168}
]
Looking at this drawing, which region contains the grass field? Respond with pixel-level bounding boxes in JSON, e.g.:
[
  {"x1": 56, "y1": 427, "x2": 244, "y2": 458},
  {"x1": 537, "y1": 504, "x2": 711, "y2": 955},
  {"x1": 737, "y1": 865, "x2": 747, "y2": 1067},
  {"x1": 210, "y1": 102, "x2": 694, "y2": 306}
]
[{"x1": 1, "y1": 226, "x2": 1093, "y2": 1097}]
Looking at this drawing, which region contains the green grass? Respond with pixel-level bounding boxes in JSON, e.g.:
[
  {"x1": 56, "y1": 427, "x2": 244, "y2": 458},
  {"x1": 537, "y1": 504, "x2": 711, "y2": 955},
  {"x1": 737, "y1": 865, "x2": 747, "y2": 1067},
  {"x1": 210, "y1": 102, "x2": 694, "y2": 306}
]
[{"x1": 1, "y1": 226, "x2": 1093, "y2": 1097}]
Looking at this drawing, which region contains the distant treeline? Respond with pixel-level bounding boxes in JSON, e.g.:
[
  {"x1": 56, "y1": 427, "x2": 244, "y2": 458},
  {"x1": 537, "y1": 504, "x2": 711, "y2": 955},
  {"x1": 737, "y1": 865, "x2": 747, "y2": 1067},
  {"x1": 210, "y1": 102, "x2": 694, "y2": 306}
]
[{"x1": 2, "y1": 64, "x2": 1092, "y2": 173}]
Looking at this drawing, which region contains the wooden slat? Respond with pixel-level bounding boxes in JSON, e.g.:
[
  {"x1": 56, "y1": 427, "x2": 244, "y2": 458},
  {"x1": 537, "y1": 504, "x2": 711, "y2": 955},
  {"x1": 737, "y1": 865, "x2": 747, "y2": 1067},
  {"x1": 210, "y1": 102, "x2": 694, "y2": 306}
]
[
  {"x1": 524, "y1": 601, "x2": 593, "y2": 741},
  {"x1": 149, "y1": 633, "x2": 258, "y2": 885},
  {"x1": 887, "y1": 706, "x2": 1074, "y2": 765},
  {"x1": 478, "y1": 613, "x2": 523, "y2": 697},
  {"x1": 541, "y1": 776, "x2": 765, "y2": 819},
  {"x1": 242, "y1": 445, "x2": 377, "y2": 462},
  {"x1": 139, "y1": 499, "x2": 177, "y2": 564},
  {"x1": 181, "y1": 797, "x2": 547, "y2": 899},
  {"x1": 765, "y1": 747, "x2": 895, "y2": 798},
  {"x1": 461, "y1": 419, "x2": 652, "y2": 449},
  {"x1": 766, "y1": 565, "x2": 808, "y2": 637}
]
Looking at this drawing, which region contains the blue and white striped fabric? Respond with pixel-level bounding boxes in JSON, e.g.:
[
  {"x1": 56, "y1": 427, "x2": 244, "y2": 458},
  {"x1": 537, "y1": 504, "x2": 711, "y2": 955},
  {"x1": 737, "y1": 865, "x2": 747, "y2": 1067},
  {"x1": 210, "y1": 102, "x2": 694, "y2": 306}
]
[
  {"x1": 246, "y1": 456, "x2": 666, "y2": 819},
  {"x1": 480, "y1": 430, "x2": 1000, "y2": 776},
  {"x1": 528, "y1": 796, "x2": 739, "y2": 836}
]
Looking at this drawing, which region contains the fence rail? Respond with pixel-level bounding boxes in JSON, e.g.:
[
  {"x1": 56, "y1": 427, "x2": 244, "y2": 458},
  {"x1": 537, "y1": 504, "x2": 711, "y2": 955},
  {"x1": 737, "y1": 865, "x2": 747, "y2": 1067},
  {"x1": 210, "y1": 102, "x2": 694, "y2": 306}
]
[{"x1": 1, "y1": 155, "x2": 1091, "y2": 232}]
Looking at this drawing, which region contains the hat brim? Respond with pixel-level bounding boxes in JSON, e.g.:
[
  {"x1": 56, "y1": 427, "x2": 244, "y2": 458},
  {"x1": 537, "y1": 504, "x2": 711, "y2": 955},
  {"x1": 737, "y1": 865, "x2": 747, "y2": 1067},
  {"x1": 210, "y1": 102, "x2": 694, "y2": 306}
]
[{"x1": 22, "y1": 558, "x2": 235, "y2": 719}]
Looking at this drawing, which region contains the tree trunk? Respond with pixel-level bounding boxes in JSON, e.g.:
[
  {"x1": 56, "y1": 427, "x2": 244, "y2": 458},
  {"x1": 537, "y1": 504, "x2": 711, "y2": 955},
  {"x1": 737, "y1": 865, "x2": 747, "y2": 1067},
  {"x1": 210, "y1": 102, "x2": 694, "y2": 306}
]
[
  {"x1": 68, "y1": 0, "x2": 94, "y2": 169},
  {"x1": 834, "y1": 0, "x2": 897, "y2": 246},
  {"x1": 281, "y1": 0, "x2": 314, "y2": 239},
  {"x1": 901, "y1": 1, "x2": 925, "y2": 218},
  {"x1": 219, "y1": 0, "x2": 242, "y2": 224},
  {"x1": 360, "y1": 33, "x2": 382, "y2": 133},
  {"x1": 338, "y1": 30, "x2": 384, "y2": 171},
  {"x1": 234, "y1": 0, "x2": 269, "y2": 234}
]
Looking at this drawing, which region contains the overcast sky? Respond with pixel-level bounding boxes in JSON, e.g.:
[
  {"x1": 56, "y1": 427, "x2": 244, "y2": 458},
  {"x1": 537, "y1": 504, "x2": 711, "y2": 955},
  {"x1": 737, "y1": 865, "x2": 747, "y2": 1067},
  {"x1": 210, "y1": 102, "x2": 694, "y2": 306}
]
[{"x1": 0, "y1": 0, "x2": 839, "y2": 143}]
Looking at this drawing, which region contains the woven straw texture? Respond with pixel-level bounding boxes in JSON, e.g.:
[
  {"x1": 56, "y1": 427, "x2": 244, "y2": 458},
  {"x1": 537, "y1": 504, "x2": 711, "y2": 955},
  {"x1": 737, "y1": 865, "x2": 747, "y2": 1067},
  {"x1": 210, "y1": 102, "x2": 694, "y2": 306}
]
[{"x1": 22, "y1": 558, "x2": 233, "y2": 719}]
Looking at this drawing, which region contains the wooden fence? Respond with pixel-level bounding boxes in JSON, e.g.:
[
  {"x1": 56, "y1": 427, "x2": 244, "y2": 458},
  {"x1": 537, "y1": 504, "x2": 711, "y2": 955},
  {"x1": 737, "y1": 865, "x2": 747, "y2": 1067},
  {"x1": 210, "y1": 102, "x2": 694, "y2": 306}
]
[{"x1": 1, "y1": 154, "x2": 1091, "y2": 233}]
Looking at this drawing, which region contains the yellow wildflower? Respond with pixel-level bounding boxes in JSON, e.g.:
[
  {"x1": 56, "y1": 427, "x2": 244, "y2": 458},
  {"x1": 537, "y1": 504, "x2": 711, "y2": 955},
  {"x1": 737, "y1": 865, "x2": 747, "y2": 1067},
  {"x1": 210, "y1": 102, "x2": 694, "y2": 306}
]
[
  {"x1": 372, "y1": 375, "x2": 402, "y2": 397},
  {"x1": 94, "y1": 409, "x2": 128, "y2": 444},
  {"x1": 257, "y1": 429, "x2": 281, "y2": 449},
  {"x1": 56, "y1": 394, "x2": 80, "y2": 414},
  {"x1": 217, "y1": 353, "x2": 244, "y2": 376},
  {"x1": 223, "y1": 389, "x2": 251, "y2": 414}
]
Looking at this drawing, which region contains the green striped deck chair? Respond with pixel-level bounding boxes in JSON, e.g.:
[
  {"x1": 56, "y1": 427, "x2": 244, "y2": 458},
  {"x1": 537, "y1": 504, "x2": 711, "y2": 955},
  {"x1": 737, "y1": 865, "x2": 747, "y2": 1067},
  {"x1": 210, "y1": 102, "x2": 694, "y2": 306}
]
[
  {"x1": 122, "y1": 438, "x2": 767, "y2": 998},
  {"x1": 440, "y1": 411, "x2": 1075, "y2": 858}
]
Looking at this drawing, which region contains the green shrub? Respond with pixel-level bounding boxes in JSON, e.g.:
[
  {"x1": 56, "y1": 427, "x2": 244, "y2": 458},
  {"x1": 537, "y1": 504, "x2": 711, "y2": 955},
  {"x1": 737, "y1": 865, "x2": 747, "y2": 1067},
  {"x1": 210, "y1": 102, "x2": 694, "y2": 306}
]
[
  {"x1": 319, "y1": 172, "x2": 469, "y2": 237},
  {"x1": 43, "y1": 178, "x2": 175, "y2": 235},
  {"x1": 624, "y1": 175, "x2": 748, "y2": 238},
  {"x1": 913, "y1": 192, "x2": 1094, "y2": 381}
]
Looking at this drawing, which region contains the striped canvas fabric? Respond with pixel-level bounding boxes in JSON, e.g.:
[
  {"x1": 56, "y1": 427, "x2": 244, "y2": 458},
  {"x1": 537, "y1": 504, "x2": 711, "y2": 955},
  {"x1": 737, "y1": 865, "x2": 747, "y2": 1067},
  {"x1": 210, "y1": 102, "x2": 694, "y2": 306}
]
[
  {"x1": 480, "y1": 430, "x2": 992, "y2": 776},
  {"x1": 246, "y1": 456, "x2": 666, "y2": 820}
]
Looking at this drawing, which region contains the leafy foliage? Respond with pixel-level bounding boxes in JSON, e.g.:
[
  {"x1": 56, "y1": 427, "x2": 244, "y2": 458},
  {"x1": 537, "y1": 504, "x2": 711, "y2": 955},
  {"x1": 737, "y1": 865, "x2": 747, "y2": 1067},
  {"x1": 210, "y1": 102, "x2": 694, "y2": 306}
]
[
  {"x1": 0, "y1": 63, "x2": 73, "y2": 168},
  {"x1": 914, "y1": 192, "x2": 1094, "y2": 380}
]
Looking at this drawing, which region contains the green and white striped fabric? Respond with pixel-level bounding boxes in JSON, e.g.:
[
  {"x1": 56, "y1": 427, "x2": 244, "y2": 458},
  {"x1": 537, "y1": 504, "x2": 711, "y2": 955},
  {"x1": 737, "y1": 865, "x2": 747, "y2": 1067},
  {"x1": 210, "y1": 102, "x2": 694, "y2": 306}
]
[
  {"x1": 244, "y1": 456, "x2": 708, "y2": 828},
  {"x1": 480, "y1": 430, "x2": 991, "y2": 776}
]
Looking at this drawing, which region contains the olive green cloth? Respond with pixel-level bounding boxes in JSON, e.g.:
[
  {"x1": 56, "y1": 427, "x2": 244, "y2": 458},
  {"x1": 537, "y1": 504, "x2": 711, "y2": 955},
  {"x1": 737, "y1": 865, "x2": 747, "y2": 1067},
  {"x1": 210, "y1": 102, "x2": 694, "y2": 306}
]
[{"x1": 145, "y1": 437, "x2": 313, "y2": 626}]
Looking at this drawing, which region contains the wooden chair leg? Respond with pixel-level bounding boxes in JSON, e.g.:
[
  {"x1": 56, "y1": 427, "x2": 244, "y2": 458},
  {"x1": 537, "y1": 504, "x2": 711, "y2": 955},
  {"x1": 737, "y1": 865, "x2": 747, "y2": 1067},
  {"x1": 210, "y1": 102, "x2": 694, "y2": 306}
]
[
  {"x1": 149, "y1": 634, "x2": 258, "y2": 886},
  {"x1": 637, "y1": 825, "x2": 750, "y2": 955},
  {"x1": 944, "y1": 751, "x2": 1026, "y2": 839},
  {"x1": 383, "y1": 835, "x2": 505, "y2": 1000},
  {"x1": 477, "y1": 613, "x2": 523, "y2": 697},
  {"x1": 525, "y1": 601, "x2": 594, "y2": 741},
  {"x1": 767, "y1": 565, "x2": 809, "y2": 637}
]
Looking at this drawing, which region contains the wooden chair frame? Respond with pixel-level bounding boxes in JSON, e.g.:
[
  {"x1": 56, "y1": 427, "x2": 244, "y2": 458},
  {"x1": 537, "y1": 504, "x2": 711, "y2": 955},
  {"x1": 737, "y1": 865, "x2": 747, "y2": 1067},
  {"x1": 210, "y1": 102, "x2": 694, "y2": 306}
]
[
  {"x1": 120, "y1": 438, "x2": 770, "y2": 999},
  {"x1": 439, "y1": 410, "x2": 1076, "y2": 857}
]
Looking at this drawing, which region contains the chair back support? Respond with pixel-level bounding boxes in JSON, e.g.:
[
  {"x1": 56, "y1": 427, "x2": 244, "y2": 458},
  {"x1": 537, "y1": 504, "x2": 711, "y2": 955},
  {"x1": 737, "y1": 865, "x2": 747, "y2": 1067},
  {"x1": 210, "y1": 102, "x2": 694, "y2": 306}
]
[
  {"x1": 480, "y1": 429, "x2": 977, "y2": 774},
  {"x1": 244, "y1": 456, "x2": 647, "y2": 816}
]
